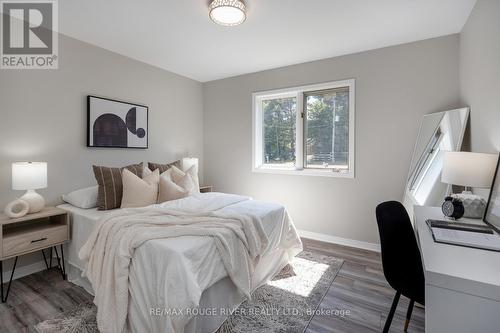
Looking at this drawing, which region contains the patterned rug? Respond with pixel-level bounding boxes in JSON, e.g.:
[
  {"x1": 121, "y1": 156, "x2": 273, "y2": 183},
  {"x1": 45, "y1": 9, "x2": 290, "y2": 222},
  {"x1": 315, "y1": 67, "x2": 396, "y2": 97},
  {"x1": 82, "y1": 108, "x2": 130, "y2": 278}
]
[
  {"x1": 35, "y1": 302, "x2": 98, "y2": 333},
  {"x1": 35, "y1": 251, "x2": 343, "y2": 333},
  {"x1": 215, "y1": 251, "x2": 343, "y2": 333}
]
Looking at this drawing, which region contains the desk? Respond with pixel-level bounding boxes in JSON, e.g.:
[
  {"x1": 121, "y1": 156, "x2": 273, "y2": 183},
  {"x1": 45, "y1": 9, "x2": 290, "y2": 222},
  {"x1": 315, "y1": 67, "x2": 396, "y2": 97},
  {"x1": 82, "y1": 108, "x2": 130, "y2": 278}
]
[{"x1": 414, "y1": 206, "x2": 500, "y2": 333}]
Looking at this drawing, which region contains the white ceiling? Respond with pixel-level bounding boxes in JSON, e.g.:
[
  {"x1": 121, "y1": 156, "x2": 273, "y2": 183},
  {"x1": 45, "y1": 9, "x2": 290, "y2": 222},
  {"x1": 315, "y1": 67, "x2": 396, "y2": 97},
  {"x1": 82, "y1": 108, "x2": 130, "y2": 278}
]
[{"x1": 59, "y1": 0, "x2": 476, "y2": 82}]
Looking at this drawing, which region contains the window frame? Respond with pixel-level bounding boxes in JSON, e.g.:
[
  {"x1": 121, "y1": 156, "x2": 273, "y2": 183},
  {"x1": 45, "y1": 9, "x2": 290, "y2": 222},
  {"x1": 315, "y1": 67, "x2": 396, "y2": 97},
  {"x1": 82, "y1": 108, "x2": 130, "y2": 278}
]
[{"x1": 252, "y1": 79, "x2": 355, "y2": 178}]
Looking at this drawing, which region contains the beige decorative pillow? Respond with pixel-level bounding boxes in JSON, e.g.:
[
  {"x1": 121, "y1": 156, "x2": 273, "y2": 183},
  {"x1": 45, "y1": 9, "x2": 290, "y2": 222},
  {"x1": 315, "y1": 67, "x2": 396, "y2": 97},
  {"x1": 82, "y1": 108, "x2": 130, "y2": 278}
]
[
  {"x1": 158, "y1": 176, "x2": 190, "y2": 203},
  {"x1": 170, "y1": 165, "x2": 200, "y2": 195},
  {"x1": 121, "y1": 168, "x2": 160, "y2": 208},
  {"x1": 93, "y1": 163, "x2": 143, "y2": 210}
]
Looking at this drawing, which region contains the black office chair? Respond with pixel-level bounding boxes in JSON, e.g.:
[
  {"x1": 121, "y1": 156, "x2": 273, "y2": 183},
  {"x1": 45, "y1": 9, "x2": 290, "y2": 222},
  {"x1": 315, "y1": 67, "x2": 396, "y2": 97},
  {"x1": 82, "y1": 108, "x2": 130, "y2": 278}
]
[{"x1": 375, "y1": 201, "x2": 425, "y2": 333}]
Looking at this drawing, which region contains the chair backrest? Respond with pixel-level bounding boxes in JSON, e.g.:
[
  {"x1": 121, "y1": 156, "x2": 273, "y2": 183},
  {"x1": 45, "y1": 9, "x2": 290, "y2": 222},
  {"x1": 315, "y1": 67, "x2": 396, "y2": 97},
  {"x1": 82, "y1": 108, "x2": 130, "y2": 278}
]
[{"x1": 375, "y1": 201, "x2": 425, "y2": 304}]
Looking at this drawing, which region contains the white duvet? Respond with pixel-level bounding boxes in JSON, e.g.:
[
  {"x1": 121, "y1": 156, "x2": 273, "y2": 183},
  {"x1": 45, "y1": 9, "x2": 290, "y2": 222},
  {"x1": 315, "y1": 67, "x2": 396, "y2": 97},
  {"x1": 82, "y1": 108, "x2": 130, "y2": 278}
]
[
  {"x1": 80, "y1": 194, "x2": 266, "y2": 333},
  {"x1": 68, "y1": 193, "x2": 303, "y2": 333}
]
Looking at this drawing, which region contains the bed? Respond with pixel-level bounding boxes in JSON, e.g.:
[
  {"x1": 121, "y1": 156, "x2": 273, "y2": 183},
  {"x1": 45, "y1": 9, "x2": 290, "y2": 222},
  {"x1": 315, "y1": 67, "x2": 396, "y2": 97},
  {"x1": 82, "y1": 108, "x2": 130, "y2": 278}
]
[{"x1": 58, "y1": 192, "x2": 303, "y2": 333}]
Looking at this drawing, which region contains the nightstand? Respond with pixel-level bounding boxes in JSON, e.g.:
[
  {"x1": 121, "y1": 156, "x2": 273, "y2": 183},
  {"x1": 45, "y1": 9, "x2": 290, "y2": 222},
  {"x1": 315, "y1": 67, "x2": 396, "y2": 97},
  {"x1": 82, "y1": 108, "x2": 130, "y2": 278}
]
[
  {"x1": 200, "y1": 185, "x2": 214, "y2": 193},
  {"x1": 0, "y1": 207, "x2": 69, "y2": 302}
]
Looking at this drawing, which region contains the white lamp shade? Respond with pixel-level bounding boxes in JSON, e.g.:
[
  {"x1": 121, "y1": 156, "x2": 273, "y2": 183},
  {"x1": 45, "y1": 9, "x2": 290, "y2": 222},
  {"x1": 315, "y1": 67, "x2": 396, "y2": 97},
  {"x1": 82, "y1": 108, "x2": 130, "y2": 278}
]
[
  {"x1": 181, "y1": 157, "x2": 199, "y2": 175},
  {"x1": 441, "y1": 152, "x2": 497, "y2": 188},
  {"x1": 12, "y1": 162, "x2": 47, "y2": 190}
]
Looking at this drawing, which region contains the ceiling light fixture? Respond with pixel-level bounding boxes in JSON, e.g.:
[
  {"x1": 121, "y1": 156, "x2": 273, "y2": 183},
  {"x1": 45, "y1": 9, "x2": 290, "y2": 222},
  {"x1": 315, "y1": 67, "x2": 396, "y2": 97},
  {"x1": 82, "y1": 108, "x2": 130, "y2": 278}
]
[{"x1": 209, "y1": 0, "x2": 246, "y2": 26}]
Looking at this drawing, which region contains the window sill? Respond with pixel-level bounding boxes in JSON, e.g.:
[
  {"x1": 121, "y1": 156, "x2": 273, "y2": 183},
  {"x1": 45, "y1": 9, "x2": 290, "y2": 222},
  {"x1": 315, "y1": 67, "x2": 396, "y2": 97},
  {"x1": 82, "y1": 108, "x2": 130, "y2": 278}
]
[{"x1": 252, "y1": 167, "x2": 354, "y2": 178}]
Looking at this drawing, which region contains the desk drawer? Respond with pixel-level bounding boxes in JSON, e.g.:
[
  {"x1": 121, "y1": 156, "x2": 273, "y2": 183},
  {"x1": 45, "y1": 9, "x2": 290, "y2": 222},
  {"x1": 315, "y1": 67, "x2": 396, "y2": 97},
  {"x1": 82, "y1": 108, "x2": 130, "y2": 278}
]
[{"x1": 3, "y1": 224, "x2": 67, "y2": 258}]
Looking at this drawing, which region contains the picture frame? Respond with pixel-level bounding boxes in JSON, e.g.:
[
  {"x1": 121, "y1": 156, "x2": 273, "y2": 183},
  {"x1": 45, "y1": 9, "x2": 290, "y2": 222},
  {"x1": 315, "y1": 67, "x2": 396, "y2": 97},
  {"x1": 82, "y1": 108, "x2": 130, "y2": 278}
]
[
  {"x1": 87, "y1": 95, "x2": 148, "y2": 149},
  {"x1": 484, "y1": 154, "x2": 500, "y2": 233}
]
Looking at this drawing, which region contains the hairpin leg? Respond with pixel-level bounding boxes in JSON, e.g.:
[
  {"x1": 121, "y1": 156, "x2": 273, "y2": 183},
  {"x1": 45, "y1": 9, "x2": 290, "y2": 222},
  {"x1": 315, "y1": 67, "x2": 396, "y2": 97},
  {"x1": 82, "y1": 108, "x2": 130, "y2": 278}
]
[
  {"x1": 53, "y1": 246, "x2": 66, "y2": 280},
  {"x1": 1, "y1": 257, "x2": 18, "y2": 303},
  {"x1": 1, "y1": 261, "x2": 3, "y2": 302},
  {"x1": 49, "y1": 247, "x2": 53, "y2": 269},
  {"x1": 60, "y1": 245, "x2": 66, "y2": 280},
  {"x1": 41, "y1": 249, "x2": 50, "y2": 270}
]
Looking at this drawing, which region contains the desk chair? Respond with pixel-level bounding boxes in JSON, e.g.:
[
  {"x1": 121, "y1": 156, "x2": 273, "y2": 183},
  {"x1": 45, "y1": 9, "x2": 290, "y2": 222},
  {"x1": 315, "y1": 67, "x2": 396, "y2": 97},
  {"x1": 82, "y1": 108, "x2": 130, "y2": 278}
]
[{"x1": 375, "y1": 201, "x2": 425, "y2": 332}]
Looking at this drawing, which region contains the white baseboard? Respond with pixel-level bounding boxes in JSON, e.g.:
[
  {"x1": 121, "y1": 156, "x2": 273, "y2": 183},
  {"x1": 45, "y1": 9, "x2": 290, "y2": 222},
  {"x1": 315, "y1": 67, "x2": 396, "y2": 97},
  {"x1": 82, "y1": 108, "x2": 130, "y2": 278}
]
[
  {"x1": 1, "y1": 260, "x2": 47, "y2": 282},
  {"x1": 298, "y1": 229, "x2": 381, "y2": 252}
]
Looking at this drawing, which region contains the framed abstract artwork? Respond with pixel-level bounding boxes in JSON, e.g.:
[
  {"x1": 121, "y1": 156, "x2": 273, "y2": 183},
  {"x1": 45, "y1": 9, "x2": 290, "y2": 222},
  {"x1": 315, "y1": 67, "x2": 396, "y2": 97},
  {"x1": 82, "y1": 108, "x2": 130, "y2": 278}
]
[
  {"x1": 485, "y1": 154, "x2": 500, "y2": 233},
  {"x1": 87, "y1": 95, "x2": 148, "y2": 149}
]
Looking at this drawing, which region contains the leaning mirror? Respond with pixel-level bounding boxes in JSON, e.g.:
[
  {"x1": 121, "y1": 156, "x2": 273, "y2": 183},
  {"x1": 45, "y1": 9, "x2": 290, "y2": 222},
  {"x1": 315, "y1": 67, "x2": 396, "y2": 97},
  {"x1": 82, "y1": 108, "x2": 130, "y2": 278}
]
[{"x1": 403, "y1": 107, "x2": 469, "y2": 222}]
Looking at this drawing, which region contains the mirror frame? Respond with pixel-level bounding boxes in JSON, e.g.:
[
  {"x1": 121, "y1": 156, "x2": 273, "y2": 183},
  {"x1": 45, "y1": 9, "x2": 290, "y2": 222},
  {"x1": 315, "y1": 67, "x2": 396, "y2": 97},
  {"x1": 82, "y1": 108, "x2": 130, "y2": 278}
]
[{"x1": 403, "y1": 107, "x2": 470, "y2": 222}]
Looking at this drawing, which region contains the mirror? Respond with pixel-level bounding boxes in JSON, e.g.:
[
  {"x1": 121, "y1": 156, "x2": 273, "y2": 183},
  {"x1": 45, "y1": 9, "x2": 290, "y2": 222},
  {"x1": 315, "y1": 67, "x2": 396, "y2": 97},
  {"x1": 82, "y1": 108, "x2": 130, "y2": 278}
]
[{"x1": 403, "y1": 108, "x2": 469, "y2": 221}]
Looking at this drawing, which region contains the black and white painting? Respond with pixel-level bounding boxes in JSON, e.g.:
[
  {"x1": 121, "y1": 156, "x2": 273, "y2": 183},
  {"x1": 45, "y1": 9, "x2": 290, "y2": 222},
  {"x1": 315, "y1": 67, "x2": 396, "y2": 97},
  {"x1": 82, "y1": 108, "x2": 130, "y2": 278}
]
[{"x1": 87, "y1": 96, "x2": 148, "y2": 148}]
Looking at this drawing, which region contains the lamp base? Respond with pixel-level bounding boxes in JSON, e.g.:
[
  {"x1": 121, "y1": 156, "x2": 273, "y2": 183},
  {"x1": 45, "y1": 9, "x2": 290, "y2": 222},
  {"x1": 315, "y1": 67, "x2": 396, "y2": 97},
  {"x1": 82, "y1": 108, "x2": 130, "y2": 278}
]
[
  {"x1": 20, "y1": 190, "x2": 45, "y2": 214},
  {"x1": 451, "y1": 191, "x2": 486, "y2": 219}
]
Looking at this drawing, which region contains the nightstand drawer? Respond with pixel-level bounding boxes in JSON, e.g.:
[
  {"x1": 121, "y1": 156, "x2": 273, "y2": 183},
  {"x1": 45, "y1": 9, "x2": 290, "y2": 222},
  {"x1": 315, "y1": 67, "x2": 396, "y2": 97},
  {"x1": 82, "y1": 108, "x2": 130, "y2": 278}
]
[{"x1": 3, "y1": 224, "x2": 68, "y2": 258}]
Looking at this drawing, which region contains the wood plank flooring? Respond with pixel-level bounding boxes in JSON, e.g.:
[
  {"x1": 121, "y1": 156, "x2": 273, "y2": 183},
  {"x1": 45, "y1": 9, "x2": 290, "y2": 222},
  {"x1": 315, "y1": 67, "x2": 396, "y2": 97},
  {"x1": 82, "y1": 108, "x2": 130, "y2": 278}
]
[
  {"x1": 0, "y1": 267, "x2": 93, "y2": 333},
  {"x1": 0, "y1": 238, "x2": 424, "y2": 332},
  {"x1": 303, "y1": 238, "x2": 424, "y2": 333}
]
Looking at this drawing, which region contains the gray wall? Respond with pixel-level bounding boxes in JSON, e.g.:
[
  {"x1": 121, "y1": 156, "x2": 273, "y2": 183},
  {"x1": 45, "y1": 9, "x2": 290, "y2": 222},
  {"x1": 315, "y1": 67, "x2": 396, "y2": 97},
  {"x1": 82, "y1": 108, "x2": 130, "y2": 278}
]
[
  {"x1": 203, "y1": 35, "x2": 461, "y2": 245},
  {"x1": 4, "y1": 6, "x2": 491, "y2": 263},
  {"x1": 1, "y1": 33, "x2": 203, "y2": 275},
  {"x1": 460, "y1": 0, "x2": 500, "y2": 154},
  {"x1": 0, "y1": 34, "x2": 204, "y2": 209}
]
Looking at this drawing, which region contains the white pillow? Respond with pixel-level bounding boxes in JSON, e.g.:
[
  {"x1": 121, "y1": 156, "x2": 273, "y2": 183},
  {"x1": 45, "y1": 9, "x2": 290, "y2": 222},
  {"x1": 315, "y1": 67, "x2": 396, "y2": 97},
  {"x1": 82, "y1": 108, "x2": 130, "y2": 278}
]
[
  {"x1": 62, "y1": 186, "x2": 99, "y2": 209},
  {"x1": 121, "y1": 168, "x2": 160, "y2": 208}
]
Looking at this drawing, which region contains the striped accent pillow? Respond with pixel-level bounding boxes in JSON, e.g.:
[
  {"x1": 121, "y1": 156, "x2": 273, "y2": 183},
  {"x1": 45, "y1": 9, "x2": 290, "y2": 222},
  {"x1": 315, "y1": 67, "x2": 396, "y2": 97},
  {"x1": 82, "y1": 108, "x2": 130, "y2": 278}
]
[
  {"x1": 92, "y1": 163, "x2": 143, "y2": 210},
  {"x1": 148, "y1": 160, "x2": 180, "y2": 173}
]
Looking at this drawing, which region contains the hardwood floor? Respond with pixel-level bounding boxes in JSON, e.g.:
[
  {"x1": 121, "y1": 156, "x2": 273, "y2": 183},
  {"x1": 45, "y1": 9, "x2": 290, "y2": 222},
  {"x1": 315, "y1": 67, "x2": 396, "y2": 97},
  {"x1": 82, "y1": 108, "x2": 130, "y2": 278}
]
[
  {"x1": 0, "y1": 239, "x2": 424, "y2": 332},
  {"x1": 0, "y1": 268, "x2": 93, "y2": 333},
  {"x1": 303, "y1": 238, "x2": 424, "y2": 333}
]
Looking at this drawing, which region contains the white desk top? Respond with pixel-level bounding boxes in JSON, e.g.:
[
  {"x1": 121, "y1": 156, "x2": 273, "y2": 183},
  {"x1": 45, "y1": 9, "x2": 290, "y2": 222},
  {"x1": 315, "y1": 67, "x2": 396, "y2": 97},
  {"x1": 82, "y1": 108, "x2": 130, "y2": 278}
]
[{"x1": 415, "y1": 206, "x2": 500, "y2": 301}]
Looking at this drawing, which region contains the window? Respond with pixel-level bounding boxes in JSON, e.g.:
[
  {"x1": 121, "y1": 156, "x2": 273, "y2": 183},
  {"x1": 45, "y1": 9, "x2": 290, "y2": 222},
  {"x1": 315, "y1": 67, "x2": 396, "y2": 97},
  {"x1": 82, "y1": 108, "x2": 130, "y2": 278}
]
[
  {"x1": 263, "y1": 97, "x2": 297, "y2": 167},
  {"x1": 253, "y1": 80, "x2": 355, "y2": 177}
]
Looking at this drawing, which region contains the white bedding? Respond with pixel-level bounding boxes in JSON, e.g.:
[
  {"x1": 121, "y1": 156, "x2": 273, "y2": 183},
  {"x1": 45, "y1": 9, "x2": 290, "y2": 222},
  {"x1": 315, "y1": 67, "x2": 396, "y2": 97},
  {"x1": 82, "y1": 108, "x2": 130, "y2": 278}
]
[{"x1": 58, "y1": 192, "x2": 302, "y2": 333}]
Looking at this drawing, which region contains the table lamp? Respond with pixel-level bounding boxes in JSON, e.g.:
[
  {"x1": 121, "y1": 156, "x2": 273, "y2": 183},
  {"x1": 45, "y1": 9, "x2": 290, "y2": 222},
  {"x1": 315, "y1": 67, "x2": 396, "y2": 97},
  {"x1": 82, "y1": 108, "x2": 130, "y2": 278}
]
[
  {"x1": 181, "y1": 157, "x2": 198, "y2": 174},
  {"x1": 441, "y1": 152, "x2": 497, "y2": 218},
  {"x1": 12, "y1": 162, "x2": 47, "y2": 213}
]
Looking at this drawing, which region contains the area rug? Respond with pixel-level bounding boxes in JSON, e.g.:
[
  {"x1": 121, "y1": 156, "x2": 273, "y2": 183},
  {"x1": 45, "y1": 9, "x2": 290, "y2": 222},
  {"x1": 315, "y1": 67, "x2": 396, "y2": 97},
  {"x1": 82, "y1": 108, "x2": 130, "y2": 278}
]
[
  {"x1": 35, "y1": 302, "x2": 98, "y2": 333},
  {"x1": 215, "y1": 251, "x2": 343, "y2": 333},
  {"x1": 35, "y1": 251, "x2": 343, "y2": 333}
]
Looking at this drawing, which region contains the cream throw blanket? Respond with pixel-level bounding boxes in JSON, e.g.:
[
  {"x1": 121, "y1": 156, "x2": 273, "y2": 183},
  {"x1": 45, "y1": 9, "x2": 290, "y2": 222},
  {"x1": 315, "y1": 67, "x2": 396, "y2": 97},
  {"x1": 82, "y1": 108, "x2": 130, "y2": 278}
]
[{"x1": 79, "y1": 207, "x2": 268, "y2": 333}]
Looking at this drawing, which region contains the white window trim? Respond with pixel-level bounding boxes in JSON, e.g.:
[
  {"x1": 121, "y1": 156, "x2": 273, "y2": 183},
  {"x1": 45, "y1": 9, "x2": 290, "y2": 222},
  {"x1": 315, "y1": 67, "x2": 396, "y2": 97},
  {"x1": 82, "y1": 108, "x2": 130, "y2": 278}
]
[{"x1": 252, "y1": 79, "x2": 355, "y2": 178}]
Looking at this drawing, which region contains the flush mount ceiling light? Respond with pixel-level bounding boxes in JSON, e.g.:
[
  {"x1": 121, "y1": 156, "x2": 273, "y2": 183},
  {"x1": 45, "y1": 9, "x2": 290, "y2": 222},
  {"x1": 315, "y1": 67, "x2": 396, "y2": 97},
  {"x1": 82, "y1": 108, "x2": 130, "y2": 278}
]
[{"x1": 209, "y1": 0, "x2": 246, "y2": 26}]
